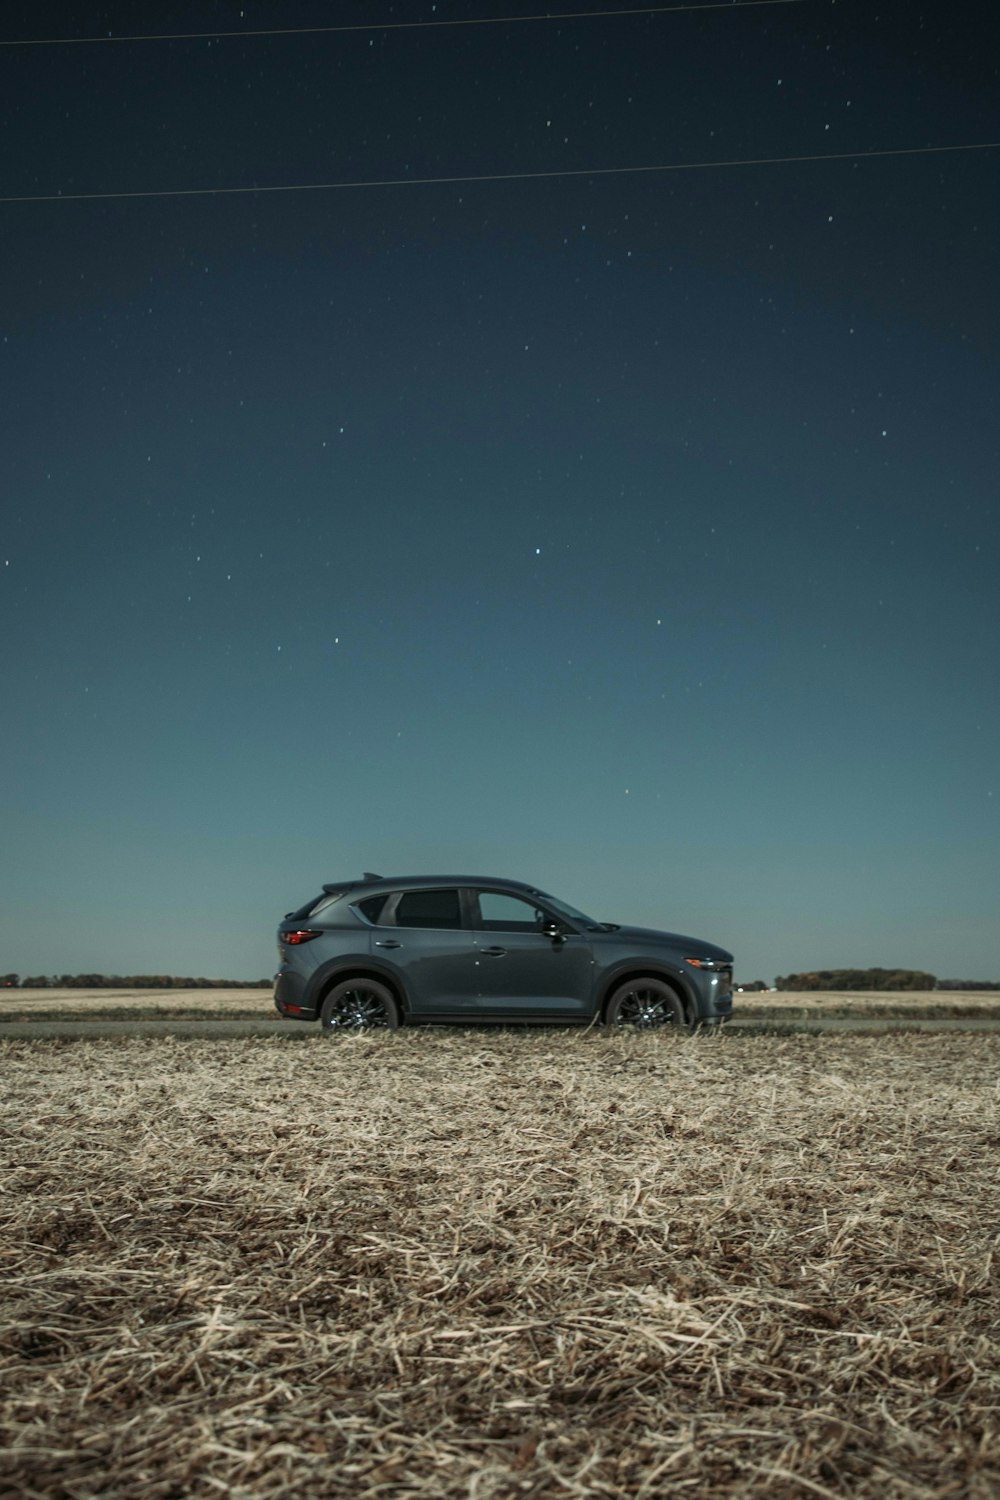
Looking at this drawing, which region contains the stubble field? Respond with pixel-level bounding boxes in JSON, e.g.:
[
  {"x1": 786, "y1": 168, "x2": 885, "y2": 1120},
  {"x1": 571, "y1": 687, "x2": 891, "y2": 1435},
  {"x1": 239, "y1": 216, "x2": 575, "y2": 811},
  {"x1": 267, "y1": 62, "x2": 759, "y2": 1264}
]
[
  {"x1": 0, "y1": 988, "x2": 273, "y2": 1022},
  {"x1": 2, "y1": 1029, "x2": 997, "y2": 1499},
  {"x1": 2, "y1": 987, "x2": 999, "y2": 1025}
]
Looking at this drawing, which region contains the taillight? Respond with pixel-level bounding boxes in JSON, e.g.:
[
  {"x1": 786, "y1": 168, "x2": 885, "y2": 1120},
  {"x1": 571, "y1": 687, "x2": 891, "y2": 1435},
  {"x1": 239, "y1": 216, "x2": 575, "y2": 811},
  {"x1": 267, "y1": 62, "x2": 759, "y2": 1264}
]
[{"x1": 282, "y1": 929, "x2": 322, "y2": 945}]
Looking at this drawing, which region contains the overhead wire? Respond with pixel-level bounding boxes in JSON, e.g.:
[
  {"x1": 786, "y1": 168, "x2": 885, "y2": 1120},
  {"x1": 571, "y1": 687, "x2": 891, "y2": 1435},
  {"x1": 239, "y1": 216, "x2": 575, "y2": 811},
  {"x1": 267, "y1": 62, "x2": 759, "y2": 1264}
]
[
  {"x1": 2, "y1": 0, "x2": 992, "y2": 208},
  {"x1": 1, "y1": 141, "x2": 997, "y2": 206},
  {"x1": 2, "y1": 2, "x2": 804, "y2": 48}
]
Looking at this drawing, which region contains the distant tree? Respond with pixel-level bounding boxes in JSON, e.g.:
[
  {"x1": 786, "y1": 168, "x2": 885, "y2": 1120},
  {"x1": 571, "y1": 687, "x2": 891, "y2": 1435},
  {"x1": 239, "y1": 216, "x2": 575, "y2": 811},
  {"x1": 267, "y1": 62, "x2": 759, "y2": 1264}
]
[
  {"x1": 17, "y1": 972, "x2": 275, "y2": 989},
  {"x1": 775, "y1": 968, "x2": 937, "y2": 991},
  {"x1": 12, "y1": 971, "x2": 273, "y2": 989}
]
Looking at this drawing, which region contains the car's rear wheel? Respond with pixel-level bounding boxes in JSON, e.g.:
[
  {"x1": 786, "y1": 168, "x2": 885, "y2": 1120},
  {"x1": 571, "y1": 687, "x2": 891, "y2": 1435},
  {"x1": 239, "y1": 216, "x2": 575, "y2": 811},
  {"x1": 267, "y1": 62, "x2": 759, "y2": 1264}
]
[
  {"x1": 320, "y1": 979, "x2": 400, "y2": 1032},
  {"x1": 604, "y1": 978, "x2": 686, "y2": 1030}
]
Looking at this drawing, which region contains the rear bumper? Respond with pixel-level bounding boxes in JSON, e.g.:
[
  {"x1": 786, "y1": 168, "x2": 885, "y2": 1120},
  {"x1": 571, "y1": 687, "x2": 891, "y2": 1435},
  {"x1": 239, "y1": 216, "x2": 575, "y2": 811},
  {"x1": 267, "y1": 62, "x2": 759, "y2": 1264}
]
[{"x1": 273, "y1": 970, "x2": 318, "y2": 1022}]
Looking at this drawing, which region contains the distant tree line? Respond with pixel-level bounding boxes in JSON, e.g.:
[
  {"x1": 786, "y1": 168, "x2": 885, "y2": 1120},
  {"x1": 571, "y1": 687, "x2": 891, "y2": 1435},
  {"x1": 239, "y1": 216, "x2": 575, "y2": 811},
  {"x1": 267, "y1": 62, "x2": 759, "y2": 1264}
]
[
  {"x1": 774, "y1": 968, "x2": 937, "y2": 991},
  {"x1": 1, "y1": 974, "x2": 271, "y2": 989},
  {"x1": 935, "y1": 979, "x2": 1000, "y2": 991}
]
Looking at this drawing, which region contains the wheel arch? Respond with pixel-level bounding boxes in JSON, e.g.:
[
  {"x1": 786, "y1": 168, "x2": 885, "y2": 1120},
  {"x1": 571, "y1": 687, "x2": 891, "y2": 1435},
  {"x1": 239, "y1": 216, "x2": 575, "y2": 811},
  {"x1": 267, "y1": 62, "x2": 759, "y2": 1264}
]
[
  {"x1": 598, "y1": 965, "x2": 695, "y2": 1026},
  {"x1": 310, "y1": 961, "x2": 409, "y2": 1019}
]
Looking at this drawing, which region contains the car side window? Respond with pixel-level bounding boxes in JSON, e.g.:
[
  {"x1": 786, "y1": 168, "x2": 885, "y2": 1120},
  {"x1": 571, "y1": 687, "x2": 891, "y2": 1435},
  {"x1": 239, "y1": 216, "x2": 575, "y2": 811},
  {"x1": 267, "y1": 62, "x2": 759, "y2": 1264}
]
[
  {"x1": 393, "y1": 888, "x2": 463, "y2": 930},
  {"x1": 476, "y1": 891, "x2": 548, "y2": 933},
  {"x1": 354, "y1": 894, "x2": 389, "y2": 925}
]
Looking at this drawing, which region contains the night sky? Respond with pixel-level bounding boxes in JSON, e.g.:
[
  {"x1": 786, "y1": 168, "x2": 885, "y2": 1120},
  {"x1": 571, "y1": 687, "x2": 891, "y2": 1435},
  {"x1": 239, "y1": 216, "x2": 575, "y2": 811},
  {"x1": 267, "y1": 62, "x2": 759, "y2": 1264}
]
[{"x1": 2, "y1": 1, "x2": 997, "y2": 983}]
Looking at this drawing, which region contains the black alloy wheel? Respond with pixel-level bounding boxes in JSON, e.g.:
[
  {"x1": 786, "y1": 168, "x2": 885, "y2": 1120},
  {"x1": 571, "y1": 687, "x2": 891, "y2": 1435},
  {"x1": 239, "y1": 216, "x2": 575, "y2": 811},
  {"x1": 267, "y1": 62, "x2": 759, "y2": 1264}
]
[
  {"x1": 320, "y1": 979, "x2": 400, "y2": 1032},
  {"x1": 604, "y1": 978, "x2": 686, "y2": 1030}
]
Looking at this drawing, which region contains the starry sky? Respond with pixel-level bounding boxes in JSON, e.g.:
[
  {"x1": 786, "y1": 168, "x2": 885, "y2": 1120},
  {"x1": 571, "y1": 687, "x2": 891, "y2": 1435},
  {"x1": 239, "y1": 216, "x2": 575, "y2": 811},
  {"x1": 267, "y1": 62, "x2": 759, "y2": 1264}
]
[{"x1": 2, "y1": 0, "x2": 998, "y2": 984}]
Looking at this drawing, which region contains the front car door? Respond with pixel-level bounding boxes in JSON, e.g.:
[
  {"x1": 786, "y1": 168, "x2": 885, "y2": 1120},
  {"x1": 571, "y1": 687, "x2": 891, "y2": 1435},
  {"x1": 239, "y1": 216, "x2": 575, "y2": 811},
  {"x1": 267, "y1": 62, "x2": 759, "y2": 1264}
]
[{"x1": 470, "y1": 889, "x2": 595, "y2": 1018}]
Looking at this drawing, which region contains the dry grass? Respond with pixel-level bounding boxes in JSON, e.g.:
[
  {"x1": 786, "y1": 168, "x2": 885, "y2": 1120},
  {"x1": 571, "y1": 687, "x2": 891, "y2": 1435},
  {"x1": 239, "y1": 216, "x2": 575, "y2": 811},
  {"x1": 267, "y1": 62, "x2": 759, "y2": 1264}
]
[
  {"x1": 1, "y1": 1029, "x2": 997, "y2": 1499},
  {"x1": 740, "y1": 991, "x2": 1000, "y2": 1020},
  {"x1": 3, "y1": 988, "x2": 999, "y2": 1027},
  {"x1": 0, "y1": 988, "x2": 271, "y2": 1022}
]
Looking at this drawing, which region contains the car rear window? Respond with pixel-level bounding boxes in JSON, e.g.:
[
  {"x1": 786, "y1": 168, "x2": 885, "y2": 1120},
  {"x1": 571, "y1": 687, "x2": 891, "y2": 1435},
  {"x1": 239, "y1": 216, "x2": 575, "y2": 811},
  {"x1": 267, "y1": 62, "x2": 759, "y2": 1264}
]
[{"x1": 287, "y1": 890, "x2": 346, "y2": 920}]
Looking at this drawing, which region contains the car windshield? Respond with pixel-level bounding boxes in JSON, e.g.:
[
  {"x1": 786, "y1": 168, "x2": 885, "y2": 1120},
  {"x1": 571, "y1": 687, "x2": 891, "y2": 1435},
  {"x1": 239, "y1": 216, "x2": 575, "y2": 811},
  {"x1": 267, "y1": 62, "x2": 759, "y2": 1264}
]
[{"x1": 534, "y1": 890, "x2": 603, "y2": 930}]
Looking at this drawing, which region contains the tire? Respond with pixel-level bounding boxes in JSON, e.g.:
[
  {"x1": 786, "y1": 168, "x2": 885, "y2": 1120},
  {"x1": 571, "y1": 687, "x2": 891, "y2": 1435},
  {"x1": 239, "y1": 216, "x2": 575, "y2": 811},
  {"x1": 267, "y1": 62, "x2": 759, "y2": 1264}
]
[
  {"x1": 604, "y1": 978, "x2": 686, "y2": 1031},
  {"x1": 320, "y1": 979, "x2": 400, "y2": 1032}
]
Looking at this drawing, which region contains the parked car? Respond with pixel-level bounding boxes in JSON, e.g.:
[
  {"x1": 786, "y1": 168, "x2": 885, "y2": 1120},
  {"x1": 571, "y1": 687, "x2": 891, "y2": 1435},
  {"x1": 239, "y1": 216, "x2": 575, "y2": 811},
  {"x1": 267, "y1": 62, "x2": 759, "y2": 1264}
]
[{"x1": 274, "y1": 874, "x2": 733, "y2": 1032}]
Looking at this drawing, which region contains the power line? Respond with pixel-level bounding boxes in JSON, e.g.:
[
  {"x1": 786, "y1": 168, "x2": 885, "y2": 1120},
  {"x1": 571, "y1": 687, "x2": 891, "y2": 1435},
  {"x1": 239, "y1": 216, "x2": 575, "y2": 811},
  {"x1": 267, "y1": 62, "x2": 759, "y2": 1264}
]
[
  {"x1": 2, "y1": 141, "x2": 995, "y2": 206},
  {"x1": 2, "y1": 1, "x2": 804, "y2": 49}
]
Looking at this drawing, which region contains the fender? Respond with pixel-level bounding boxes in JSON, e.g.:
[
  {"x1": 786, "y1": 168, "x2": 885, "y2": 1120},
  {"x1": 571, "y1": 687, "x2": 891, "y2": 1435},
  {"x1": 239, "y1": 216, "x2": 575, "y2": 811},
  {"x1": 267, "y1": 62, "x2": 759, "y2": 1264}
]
[
  {"x1": 303, "y1": 953, "x2": 410, "y2": 1016},
  {"x1": 595, "y1": 958, "x2": 697, "y2": 1021}
]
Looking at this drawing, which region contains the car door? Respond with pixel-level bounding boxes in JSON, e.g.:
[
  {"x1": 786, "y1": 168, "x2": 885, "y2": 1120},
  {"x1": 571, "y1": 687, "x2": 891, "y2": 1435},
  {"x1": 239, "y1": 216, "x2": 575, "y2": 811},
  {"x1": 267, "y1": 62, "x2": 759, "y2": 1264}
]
[
  {"x1": 373, "y1": 887, "x2": 476, "y2": 1016},
  {"x1": 470, "y1": 889, "x2": 594, "y2": 1017}
]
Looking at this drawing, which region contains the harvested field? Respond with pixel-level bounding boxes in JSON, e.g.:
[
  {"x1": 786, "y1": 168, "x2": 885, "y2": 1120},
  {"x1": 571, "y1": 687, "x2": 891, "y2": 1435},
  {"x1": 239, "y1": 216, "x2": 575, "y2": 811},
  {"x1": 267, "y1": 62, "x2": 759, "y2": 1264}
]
[
  {"x1": 0, "y1": 988, "x2": 272, "y2": 1022},
  {"x1": 2, "y1": 1030, "x2": 997, "y2": 1499},
  {"x1": 739, "y1": 991, "x2": 1000, "y2": 1022},
  {"x1": 3, "y1": 988, "x2": 999, "y2": 1027}
]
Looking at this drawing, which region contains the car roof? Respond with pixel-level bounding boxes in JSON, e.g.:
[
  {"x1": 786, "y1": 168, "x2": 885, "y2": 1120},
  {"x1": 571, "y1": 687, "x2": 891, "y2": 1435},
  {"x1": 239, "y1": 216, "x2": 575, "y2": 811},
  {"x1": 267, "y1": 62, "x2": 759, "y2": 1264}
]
[{"x1": 324, "y1": 874, "x2": 541, "y2": 895}]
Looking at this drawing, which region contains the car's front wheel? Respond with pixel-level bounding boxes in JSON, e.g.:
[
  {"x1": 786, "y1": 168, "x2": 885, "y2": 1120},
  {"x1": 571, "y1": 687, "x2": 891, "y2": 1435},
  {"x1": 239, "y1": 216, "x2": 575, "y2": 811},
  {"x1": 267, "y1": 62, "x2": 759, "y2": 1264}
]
[
  {"x1": 604, "y1": 978, "x2": 686, "y2": 1030},
  {"x1": 320, "y1": 979, "x2": 400, "y2": 1032}
]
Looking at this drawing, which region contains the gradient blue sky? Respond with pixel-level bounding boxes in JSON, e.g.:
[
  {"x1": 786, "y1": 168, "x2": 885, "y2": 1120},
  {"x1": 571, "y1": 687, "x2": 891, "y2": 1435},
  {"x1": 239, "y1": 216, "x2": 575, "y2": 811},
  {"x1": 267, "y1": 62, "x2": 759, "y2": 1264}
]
[{"x1": 2, "y1": 1, "x2": 997, "y2": 982}]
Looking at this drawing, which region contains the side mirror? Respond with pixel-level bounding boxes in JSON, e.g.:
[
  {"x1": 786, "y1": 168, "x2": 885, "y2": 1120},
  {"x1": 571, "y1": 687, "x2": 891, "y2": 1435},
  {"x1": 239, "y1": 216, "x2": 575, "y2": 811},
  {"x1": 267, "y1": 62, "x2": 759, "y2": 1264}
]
[{"x1": 541, "y1": 919, "x2": 565, "y2": 942}]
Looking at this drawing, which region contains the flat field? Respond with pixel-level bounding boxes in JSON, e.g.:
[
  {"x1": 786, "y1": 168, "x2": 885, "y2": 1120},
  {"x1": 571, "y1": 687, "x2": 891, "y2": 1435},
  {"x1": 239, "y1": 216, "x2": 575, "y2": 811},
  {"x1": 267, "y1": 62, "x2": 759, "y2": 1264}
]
[
  {"x1": 739, "y1": 990, "x2": 1000, "y2": 1021},
  {"x1": 0, "y1": 987, "x2": 273, "y2": 1021},
  {"x1": 3, "y1": 987, "x2": 999, "y2": 1025},
  {"x1": 2, "y1": 1030, "x2": 997, "y2": 1499}
]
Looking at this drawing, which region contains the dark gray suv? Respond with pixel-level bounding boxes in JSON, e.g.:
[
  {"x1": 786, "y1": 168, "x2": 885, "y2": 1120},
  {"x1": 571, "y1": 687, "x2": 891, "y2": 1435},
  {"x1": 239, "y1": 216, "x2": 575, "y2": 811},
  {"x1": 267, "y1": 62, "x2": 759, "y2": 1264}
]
[{"x1": 274, "y1": 874, "x2": 733, "y2": 1032}]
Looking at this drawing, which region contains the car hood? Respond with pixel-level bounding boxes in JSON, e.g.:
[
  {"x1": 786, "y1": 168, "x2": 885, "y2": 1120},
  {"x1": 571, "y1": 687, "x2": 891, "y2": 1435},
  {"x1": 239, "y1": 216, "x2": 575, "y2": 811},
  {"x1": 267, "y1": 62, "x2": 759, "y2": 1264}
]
[{"x1": 595, "y1": 925, "x2": 733, "y2": 962}]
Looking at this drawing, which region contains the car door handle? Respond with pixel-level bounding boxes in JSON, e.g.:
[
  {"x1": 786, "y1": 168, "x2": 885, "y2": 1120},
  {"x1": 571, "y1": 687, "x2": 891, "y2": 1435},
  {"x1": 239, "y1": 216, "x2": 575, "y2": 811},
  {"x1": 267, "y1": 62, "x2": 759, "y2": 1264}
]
[
  {"x1": 479, "y1": 946, "x2": 506, "y2": 957},
  {"x1": 375, "y1": 939, "x2": 401, "y2": 949}
]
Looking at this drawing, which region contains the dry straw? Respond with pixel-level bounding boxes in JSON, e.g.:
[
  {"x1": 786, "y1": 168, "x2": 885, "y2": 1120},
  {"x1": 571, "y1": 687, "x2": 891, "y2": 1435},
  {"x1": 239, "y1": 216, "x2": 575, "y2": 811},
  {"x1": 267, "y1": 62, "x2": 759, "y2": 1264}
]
[
  {"x1": 0, "y1": 988, "x2": 272, "y2": 1022},
  {"x1": 4, "y1": 986, "x2": 999, "y2": 1025},
  {"x1": 1, "y1": 1029, "x2": 997, "y2": 1497}
]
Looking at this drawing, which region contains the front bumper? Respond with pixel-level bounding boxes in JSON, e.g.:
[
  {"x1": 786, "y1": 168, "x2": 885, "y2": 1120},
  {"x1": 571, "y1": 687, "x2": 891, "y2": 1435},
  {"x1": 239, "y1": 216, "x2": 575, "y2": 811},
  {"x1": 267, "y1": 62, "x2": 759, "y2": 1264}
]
[{"x1": 695, "y1": 981, "x2": 733, "y2": 1024}]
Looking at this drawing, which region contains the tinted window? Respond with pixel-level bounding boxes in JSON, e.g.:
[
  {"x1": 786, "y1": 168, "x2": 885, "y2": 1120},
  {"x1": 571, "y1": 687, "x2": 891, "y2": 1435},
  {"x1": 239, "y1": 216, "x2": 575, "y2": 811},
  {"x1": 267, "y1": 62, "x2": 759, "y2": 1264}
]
[
  {"x1": 355, "y1": 894, "x2": 389, "y2": 924},
  {"x1": 477, "y1": 891, "x2": 547, "y2": 932},
  {"x1": 286, "y1": 892, "x2": 325, "y2": 920},
  {"x1": 286, "y1": 891, "x2": 344, "y2": 920},
  {"x1": 394, "y1": 889, "x2": 463, "y2": 929}
]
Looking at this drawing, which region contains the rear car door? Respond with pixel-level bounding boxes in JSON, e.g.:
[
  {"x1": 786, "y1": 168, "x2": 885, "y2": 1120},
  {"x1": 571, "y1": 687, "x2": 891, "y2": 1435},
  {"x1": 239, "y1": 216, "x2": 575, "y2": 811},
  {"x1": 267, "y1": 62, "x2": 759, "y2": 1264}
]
[
  {"x1": 372, "y1": 887, "x2": 476, "y2": 1015},
  {"x1": 471, "y1": 889, "x2": 594, "y2": 1017}
]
